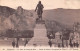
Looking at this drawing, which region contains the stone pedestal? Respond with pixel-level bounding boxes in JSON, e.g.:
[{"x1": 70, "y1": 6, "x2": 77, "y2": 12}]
[{"x1": 28, "y1": 21, "x2": 49, "y2": 46}]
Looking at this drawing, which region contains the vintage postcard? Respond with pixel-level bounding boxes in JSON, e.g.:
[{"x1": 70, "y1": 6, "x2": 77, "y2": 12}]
[{"x1": 0, "y1": 0, "x2": 80, "y2": 51}]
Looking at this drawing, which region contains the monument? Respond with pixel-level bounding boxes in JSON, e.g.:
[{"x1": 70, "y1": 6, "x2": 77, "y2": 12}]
[{"x1": 28, "y1": 1, "x2": 49, "y2": 46}]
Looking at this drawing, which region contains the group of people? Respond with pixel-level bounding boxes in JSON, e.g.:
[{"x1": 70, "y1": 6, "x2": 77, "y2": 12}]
[
  {"x1": 48, "y1": 30, "x2": 80, "y2": 48},
  {"x1": 12, "y1": 38, "x2": 28, "y2": 48},
  {"x1": 69, "y1": 31, "x2": 79, "y2": 47}
]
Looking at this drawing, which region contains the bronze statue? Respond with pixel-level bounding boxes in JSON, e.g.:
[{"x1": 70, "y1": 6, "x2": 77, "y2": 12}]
[{"x1": 35, "y1": 1, "x2": 44, "y2": 20}]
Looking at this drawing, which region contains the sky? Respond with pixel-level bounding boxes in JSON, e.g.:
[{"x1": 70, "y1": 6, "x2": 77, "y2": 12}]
[{"x1": 0, "y1": 0, "x2": 80, "y2": 10}]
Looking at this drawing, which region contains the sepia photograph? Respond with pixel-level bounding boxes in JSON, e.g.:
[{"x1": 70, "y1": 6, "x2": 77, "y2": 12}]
[{"x1": 0, "y1": 0, "x2": 80, "y2": 51}]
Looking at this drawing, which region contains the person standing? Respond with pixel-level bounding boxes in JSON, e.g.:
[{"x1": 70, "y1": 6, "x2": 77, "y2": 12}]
[
  {"x1": 48, "y1": 40, "x2": 52, "y2": 47},
  {"x1": 12, "y1": 41, "x2": 15, "y2": 48},
  {"x1": 24, "y1": 40, "x2": 28, "y2": 47},
  {"x1": 63, "y1": 29, "x2": 70, "y2": 47},
  {"x1": 69, "y1": 32, "x2": 74, "y2": 47},
  {"x1": 73, "y1": 31, "x2": 79, "y2": 48},
  {"x1": 16, "y1": 37, "x2": 19, "y2": 48},
  {"x1": 55, "y1": 31, "x2": 62, "y2": 47}
]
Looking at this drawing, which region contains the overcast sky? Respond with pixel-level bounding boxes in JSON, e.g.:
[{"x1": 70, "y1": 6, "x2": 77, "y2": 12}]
[{"x1": 0, "y1": 0, "x2": 80, "y2": 10}]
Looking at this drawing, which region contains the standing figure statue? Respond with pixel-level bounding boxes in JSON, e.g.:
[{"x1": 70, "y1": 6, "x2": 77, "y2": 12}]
[{"x1": 35, "y1": 1, "x2": 44, "y2": 20}]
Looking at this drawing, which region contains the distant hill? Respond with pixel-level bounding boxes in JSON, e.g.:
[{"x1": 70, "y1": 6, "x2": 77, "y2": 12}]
[
  {"x1": 0, "y1": 6, "x2": 35, "y2": 33},
  {"x1": 0, "y1": 6, "x2": 16, "y2": 17},
  {"x1": 43, "y1": 8, "x2": 80, "y2": 28}
]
